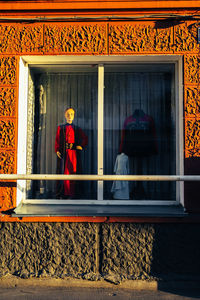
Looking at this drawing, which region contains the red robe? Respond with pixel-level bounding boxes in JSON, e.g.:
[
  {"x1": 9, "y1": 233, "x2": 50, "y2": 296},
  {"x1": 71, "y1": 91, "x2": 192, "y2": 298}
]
[{"x1": 55, "y1": 123, "x2": 88, "y2": 197}]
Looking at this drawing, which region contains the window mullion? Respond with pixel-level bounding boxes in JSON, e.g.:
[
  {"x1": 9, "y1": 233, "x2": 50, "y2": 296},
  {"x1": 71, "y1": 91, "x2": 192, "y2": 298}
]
[{"x1": 97, "y1": 64, "x2": 104, "y2": 200}]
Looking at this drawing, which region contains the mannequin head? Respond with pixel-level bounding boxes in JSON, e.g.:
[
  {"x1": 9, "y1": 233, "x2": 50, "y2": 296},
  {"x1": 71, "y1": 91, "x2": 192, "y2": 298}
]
[{"x1": 65, "y1": 108, "x2": 75, "y2": 124}]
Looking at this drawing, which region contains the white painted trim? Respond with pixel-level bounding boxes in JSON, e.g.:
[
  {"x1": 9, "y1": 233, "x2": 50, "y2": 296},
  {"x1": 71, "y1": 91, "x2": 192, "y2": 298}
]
[
  {"x1": 177, "y1": 57, "x2": 184, "y2": 206},
  {"x1": 23, "y1": 199, "x2": 179, "y2": 206},
  {"x1": 16, "y1": 58, "x2": 29, "y2": 206},
  {"x1": 22, "y1": 55, "x2": 182, "y2": 65},
  {"x1": 98, "y1": 65, "x2": 104, "y2": 200},
  {"x1": 4, "y1": 174, "x2": 199, "y2": 181},
  {"x1": 16, "y1": 54, "x2": 183, "y2": 207},
  {"x1": 175, "y1": 59, "x2": 179, "y2": 204}
]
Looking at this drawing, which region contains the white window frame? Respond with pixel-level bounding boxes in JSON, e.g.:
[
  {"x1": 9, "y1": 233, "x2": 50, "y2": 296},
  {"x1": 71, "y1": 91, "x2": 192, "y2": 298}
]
[{"x1": 17, "y1": 55, "x2": 184, "y2": 207}]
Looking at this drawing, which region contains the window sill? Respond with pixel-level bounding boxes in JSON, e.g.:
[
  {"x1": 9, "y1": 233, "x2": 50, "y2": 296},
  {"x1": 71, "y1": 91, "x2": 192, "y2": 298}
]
[{"x1": 12, "y1": 203, "x2": 186, "y2": 217}]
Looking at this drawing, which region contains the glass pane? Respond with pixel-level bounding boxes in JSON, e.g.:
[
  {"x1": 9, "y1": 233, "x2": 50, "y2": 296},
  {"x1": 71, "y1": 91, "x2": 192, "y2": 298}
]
[
  {"x1": 27, "y1": 65, "x2": 98, "y2": 200},
  {"x1": 104, "y1": 64, "x2": 176, "y2": 201}
]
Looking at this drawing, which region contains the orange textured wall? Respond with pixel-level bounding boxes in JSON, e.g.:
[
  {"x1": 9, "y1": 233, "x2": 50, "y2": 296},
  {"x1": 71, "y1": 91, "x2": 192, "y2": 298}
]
[
  {"x1": 0, "y1": 16, "x2": 200, "y2": 220},
  {"x1": 0, "y1": 0, "x2": 200, "y2": 10}
]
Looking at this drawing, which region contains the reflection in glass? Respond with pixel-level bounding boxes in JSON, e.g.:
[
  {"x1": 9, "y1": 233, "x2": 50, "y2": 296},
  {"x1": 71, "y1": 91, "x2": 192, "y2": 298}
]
[
  {"x1": 27, "y1": 66, "x2": 98, "y2": 199},
  {"x1": 104, "y1": 64, "x2": 176, "y2": 200}
]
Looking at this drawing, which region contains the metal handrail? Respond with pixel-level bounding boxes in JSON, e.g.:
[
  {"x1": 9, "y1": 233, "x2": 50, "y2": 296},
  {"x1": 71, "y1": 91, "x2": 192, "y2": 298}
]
[{"x1": 0, "y1": 174, "x2": 200, "y2": 181}]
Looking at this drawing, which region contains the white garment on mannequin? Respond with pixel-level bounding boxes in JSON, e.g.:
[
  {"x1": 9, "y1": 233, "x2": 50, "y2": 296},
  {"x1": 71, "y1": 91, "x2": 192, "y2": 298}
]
[{"x1": 111, "y1": 153, "x2": 130, "y2": 200}]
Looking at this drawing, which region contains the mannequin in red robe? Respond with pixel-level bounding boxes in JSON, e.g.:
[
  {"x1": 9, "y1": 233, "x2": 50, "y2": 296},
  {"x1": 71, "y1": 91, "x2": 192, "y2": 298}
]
[{"x1": 55, "y1": 108, "x2": 88, "y2": 198}]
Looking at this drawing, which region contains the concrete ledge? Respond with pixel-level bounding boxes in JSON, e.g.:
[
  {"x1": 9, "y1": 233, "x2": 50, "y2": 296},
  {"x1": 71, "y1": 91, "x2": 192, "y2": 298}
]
[
  {"x1": 1, "y1": 275, "x2": 200, "y2": 291},
  {"x1": 0, "y1": 275, "x2": 157, "y2": 290}
]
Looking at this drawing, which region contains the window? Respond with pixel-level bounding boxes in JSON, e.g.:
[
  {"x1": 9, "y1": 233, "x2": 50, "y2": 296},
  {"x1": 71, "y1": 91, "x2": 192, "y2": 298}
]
[
  {"x1": 15, "y1": 56, "x2": 184, "y2": 216},
  {"x1": 27, "y1": 65, "x2": 98, "y2": 200}
]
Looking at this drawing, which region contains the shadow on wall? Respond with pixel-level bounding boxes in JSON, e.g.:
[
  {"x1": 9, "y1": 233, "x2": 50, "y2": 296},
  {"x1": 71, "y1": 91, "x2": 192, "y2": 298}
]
[
  {"x1": 157, "y1": 282, "x2": 200, "y2": 299},
  {"x1": 150, "y1": 223, "x2": 200, "y2": 297},
  {"x1": 153, "y1": 155, "x2": 200, "y2": 296},
  {"x1": 184, "y1": 157, "x2": 200, "y2": 213}
]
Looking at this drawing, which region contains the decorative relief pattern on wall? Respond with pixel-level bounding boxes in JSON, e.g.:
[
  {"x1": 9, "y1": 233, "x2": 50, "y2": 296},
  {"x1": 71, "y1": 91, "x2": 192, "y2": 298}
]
[
  {"x1": 174, "y1": 22, "x2": 200, "y2": 53},
  {"x1": 0, "y1": 57, "x2": 17, "y2": 85},
  {"x1": 0, "y1": 184, "x2": 15, "y2": 210},
  {"x1": 185, "y1": 119, "x2": 200, "y2": 156},
  {"x1": 0, "y1": 151, "x2": 15, "y2": 174},
  {"x1": 0, "y1": 120, "x2": 15, "y2": 148},
  {"x1": 184, "y1": 55, "x2": 200, "y2": 84},
  {"x1": 184, "y1": 55, "x2": 200, "y2": 158},
  {"x1": 185, "y1": 149, "x2": 200, "y2": 158},
  {"x1": 0, "y1": 25, "x2": 43, "y2": 54},
  {"x1": 0, "y1": 88, "x2": 16, "y2": 117},
  {"x1": 0, "y1": 151, "x2": 15, "y2": 210},
  {"x1": 109, "y1": 24, "x2": 172, "y2": 53},
  {"x1": 185, "y1": 87, "x2": 200, "y2": 117},
  {"x1": 0, "y1": 20, "x2": 199, "y2": 212},
  {"x1": 44, "y1": 24, "x2": 107, "y2": 53}
]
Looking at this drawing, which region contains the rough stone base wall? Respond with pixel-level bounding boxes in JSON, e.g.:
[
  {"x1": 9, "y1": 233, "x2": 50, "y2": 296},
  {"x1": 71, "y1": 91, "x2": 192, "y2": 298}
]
[{"x1": 0, "y1": 223, "x2": 200, "y2": 281}]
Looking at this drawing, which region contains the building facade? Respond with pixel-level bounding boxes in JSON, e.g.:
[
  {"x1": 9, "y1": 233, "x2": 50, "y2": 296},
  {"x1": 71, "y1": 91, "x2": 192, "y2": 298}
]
[{"x1": 0, "y1": 0, "x2": 200, "y2": 281}]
